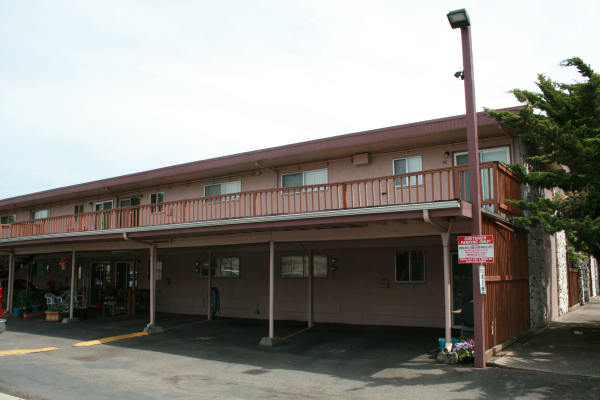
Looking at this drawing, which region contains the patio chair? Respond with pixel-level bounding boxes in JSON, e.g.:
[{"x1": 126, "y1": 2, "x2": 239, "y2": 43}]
[{"x1": 44, "y1": 293, "x2": 63, "y2": 306}]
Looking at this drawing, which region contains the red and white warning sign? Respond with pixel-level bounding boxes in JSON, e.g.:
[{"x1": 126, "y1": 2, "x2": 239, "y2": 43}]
[{"x1": 458, "y1": 235, "x2": 494, "y2": 264}]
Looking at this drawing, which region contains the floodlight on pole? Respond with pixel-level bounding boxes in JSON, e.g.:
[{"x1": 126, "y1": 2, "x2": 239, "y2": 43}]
[
  {"x1": 447, "y1": 7, "x2": 486, "y2": 368},
  {"x1": 447, "y1": 9, "x2": 470, "y2": 29}
]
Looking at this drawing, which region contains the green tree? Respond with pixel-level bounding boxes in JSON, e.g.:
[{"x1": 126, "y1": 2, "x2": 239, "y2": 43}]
[{"x1": 486, "y1": 58, "x2": 600, "y2": 260}]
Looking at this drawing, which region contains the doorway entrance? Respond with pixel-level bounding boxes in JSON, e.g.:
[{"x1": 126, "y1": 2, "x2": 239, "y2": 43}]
[
  {"x1": 451, "y1": 254, "x2": 473, "y2": 326},
  {"x1": 90, "y1": 262, "x2": 112, "y2": 307}
]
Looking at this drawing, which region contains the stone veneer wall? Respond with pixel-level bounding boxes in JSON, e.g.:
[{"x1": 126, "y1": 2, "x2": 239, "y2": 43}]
[
  {"x1": 528, "y1": 227, "x2": 551, "y2": 329},
  {"x1": 556, "y1": 230, "x2": 569, "y2": 315},
  {"x1": 580, "y1": 259, "x2": 590, "y2": 303},
  {"x1": 591, "y1": 257, "x2": 599, "y2": 297}
]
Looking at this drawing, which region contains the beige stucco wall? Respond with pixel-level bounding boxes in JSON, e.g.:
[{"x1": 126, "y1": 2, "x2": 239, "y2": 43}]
[
  {"x1": 155, "y1": 244, "x2": 446, "y2": 328},
  {"x1": 2, "y1": 136, "x2": 513, "y2": 223}
]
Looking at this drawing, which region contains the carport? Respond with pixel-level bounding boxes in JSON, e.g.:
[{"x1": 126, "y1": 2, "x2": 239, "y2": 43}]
[{"x1": 1, "y1": 203, "x2": 476, "y2": 354}]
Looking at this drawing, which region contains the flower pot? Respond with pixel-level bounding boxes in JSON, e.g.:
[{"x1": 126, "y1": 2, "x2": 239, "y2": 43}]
[
  {"x1": 45, "y1": 311, "x2": 62, "y2": 322},
  {"x1": 438, "y1": 337, "x2": 458, "y2": 352},
  {"x1": 23, "y1": 311, "x2": 43, "y2": 319}
]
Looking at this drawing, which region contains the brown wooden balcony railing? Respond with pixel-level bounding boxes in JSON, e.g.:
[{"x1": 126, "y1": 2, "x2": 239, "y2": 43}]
[{"x1": 1, "y1": 162, "x2": 521, "y2": 239}]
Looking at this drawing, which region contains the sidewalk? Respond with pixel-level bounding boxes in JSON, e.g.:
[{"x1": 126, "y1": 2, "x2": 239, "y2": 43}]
[{"x1": 490, "y1": 297, "x2": 600, "y2": 377}]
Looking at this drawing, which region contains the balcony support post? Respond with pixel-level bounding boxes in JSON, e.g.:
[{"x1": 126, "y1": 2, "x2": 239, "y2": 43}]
[
  {"x1": 308, "y1": 249, "x2": 313, "y2": 328},
  {"x1": 146, "y1": 244, "x2": 160, "y2": 332},
  {"x1": 6, "y1": 250, "x2": 15, "y2": 314},
  {"x1": 424, "y1": 210, "x2": 455, "y2": 355},
  {"x1": 66, "y1": 250, "x2": 77, "y2": 322},
  {"x1": 207, "y1": 251, "x2": 212, "y2": 320},
  {"x1": 123, "y1": 233, "x2": 163, "y2": 333},
  {"x1": 269, "y1": 240, "x2": 274, "y2": 337},
  {"x1": 259, "y1": 240, "x2": 281, "y2": 346}
]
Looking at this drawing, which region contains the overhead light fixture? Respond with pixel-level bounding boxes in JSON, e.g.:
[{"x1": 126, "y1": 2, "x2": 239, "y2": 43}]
[{"x1": 447, "y1": 9, "x2": 470, "y2": 29}]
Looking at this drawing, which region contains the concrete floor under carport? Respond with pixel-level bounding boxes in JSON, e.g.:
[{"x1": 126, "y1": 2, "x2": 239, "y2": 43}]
[
  {"x1": 155, "y1": 236, "x2": 455, "y2": 335},
  {"x1": 2, "y1": 314, "x2": 595, "y2": 400},
  {"x1": 2, "y1": 313, "x2": 445, "y2": 380}
]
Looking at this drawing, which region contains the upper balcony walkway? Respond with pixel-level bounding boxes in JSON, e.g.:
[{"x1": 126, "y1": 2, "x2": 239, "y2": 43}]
[{"x1": 0, "y1": 162, "x2": 521, "y2": 242}]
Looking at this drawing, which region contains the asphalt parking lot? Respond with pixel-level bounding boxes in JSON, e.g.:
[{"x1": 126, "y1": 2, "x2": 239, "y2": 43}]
[{"x1": 1, "y1": 314, "x2": 599, "y2": 399}]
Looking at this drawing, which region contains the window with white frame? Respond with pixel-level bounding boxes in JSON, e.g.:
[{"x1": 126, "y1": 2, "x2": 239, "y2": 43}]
[
  {"x1": 150, "y1": 192, "x2": 165, "y2": 212},
  {"x1": 395, "y1": 250, "x2": 425, "y2": 283},
  {"x1": 204, "y1": 181, "x2": 241, "y2": 197},
  {"x1": 280, "y1": 254, "x2": 328, "y2": 278},
  {"x1": 0, "y1": 214, "x2": 16, "y2": 224},
  {"x1": 33, "y1": 209, "x2": 49, "y2": 219},
  {"x1": 94, "y1": 200, "x2": 113, "y2": 211},
  {"x1": 393, "y1": 156, "x2": 423, "y2": 186},
  {"x1": 454, "y1": 146, "x2": 510, "y2": 207},
  {"x1": 281, "y1": 169, "x2": 328, "y2": 189},
  {"x1": 119, "y1": 197, "x2": 140, "y2": 208},
  {"x1": 453, "y1": 146, "x2": 510, "y2": 166}
]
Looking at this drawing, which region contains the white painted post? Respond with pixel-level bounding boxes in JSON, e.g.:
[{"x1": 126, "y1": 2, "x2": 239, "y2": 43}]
[
  {"x1": 308, "y1": 249, "x2": 313, "y2": 328},
  {"x1": 149, "y1": 245, "x2": 156, "y2": 328},
  {"x1": 6, "y1": 251, "x2": 14, "y2": 313},
  {"x1": 441, "y1": 231, "x2": 452, "y2": 351},
  {"x1": 207, "y1": 251, "x2": 212, "y2": 320},
  {"x1": 69, "y1": 251, "x2": 76, "y2": 320},
  {"x1": 269, "y1": 241, "x2": 275, "y2": 339}
]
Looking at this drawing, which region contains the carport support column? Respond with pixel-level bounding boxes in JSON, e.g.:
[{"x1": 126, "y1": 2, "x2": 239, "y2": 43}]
[
  {"x1": 68, "y1": 251, "x2": 76, "y2": 321},
  {"x1": 6, "y1": 251, "x2": 14, "y2": 314},
  {"x1": 308, "y1": 249, "x2": 313, "y2": 328},
  {"x1": 207, "y1": 251, "x2": 212, "y2": 320},
  {"x1": 260, "y1": 240, "x2": 281, "y2": 346},
  {"x1": 269, "y1": 240, "x2": 275, "y2": 338},
  {"x1": 441, "y1": 231, "x2": 452, "y2": 351},
  {"x1": 144, "y1": 244, "x2": 163, "y2": 333}
]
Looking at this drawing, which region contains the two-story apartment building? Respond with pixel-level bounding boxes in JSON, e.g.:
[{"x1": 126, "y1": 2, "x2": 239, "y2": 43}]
[{"x1": 0, "y1": 108, "x2": 559, "y2": 356}]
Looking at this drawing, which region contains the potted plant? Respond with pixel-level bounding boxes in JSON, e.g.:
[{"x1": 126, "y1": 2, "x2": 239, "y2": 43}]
[
  {"x1": 14, "y1": 290, "x2": 33, "y2": 317},
  {"x1": 45, "y1": 303, "x2": 66, "y2": 322},
  {"x1": 454, "y1": 338, "x2": 475, "y2": 364}
]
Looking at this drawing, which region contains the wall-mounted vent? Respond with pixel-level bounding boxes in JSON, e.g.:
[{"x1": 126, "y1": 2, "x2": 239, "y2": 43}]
[{"x1": 352, "y1": 153, "x2": 370, "y2": 166}]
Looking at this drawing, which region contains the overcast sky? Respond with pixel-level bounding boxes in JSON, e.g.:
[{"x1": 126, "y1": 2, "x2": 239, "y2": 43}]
[{"x1": 1, "y1": 1, "x2": 599, "y2": 199}]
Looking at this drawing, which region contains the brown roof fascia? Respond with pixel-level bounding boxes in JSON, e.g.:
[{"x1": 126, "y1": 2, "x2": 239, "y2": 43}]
[{"x1": 0, "y1": 107, "x2": 519, "y2": 209}]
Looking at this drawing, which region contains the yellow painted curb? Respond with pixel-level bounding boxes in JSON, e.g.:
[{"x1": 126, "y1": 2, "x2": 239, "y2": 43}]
[
  {"x1": 0, "y1": 347, "x2": 59, "y2": 356},
  {"x1": 73, "y1": 332, "x2": 149, "y2": 347}
]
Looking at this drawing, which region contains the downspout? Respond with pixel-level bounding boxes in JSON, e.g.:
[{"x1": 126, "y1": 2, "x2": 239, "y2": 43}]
[{"x1": 423, "y1": 210, "x2": 455, "y2": 354}]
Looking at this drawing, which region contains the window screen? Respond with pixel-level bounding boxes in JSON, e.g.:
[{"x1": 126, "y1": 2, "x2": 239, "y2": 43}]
[
  {"x1": 282, "y1": 173, "x2": 303, "y2": 188},
  {"x1": 205, "y1": 184, "x2": 222, "y2": 197},
  {"x1": 0, "y1": 214, "x2": 16, "y2": 224},
  {"x1": 34, "y1": 209, "x2": 49, "y2": 219},
  {"x1": 212, "y1": 256, "x2": 240, "y2": 278},
  {"x1": 281, "y1": 254, "x2": 328, "y2": 278},
  {"x1": 394, "y1": 156, "x2": 423, "y2": 186}
]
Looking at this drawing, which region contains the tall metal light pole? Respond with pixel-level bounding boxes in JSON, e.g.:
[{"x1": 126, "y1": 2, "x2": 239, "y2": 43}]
[{"x1": 447, "y1": 8, "x2": 486, "y2": 368}]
